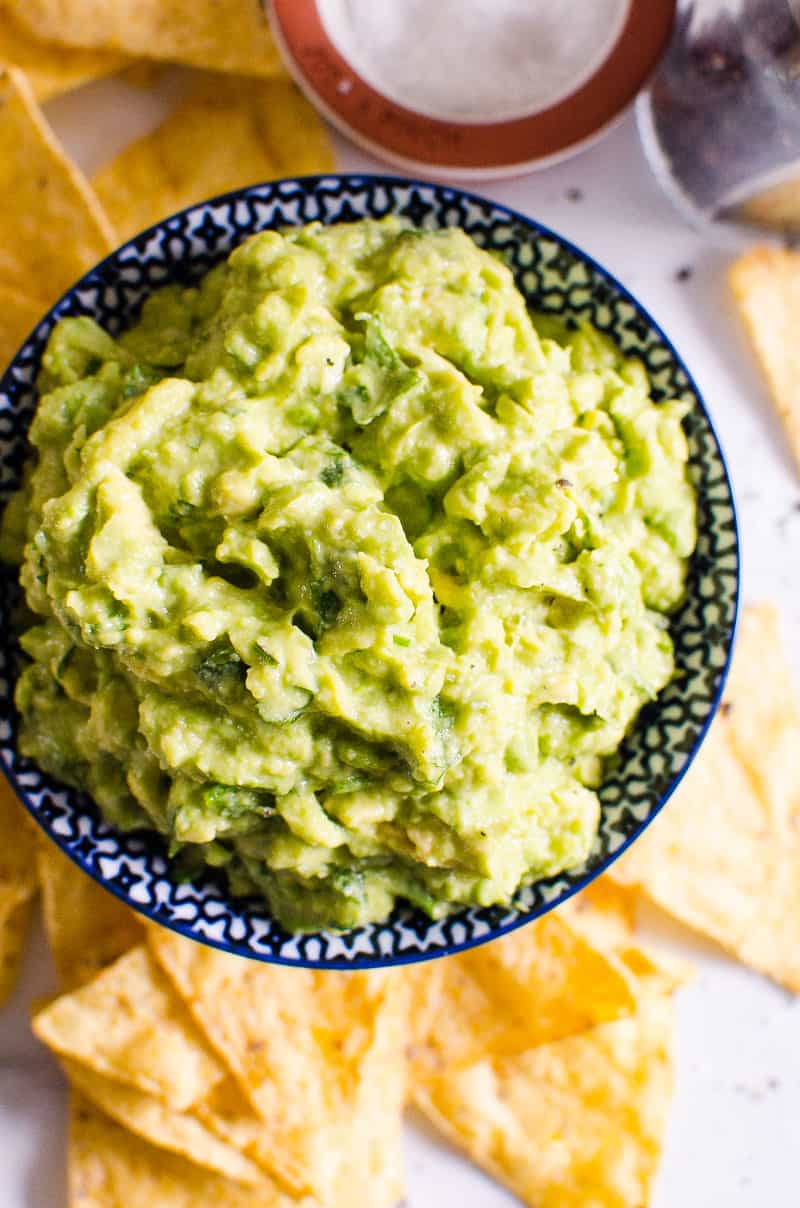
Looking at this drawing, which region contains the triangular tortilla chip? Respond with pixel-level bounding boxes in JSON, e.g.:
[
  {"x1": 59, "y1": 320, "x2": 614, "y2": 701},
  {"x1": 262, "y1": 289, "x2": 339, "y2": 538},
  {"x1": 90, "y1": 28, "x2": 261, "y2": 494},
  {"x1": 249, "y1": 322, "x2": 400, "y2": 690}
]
[
  {"x1": 32, "y1": 944, "x2": 225, "y2": 1110},
  {"x1": 62, "y1": 1059, "x2": 264, "y2": 1186},
  {"x1": 609, "y1": 604, "x2": 800, "y2": 991},
  {"x1": 409, "y1": 910, "x2": 639, "y2": 1071},
  {"x1": 0, "y1": 894, "x2": 34, "y2": 1006},
  {"x1": 67, "y1": 1093, "x2": 301, "y2": 1208},
  {"x1": 730, "y1": 247, "x2": 800, "y2": 472},
  {"x1": 0, "y1": 285, "x2": 45, "y2": 373},
  {"x1": 9, "y1": 1, "x2": 285, "y2": 78},
  {"x1": 412, "y1": 995, "x2": 675, "y2": 1208},
  {"x1": 564, "y1": 878, "x2": 692, "y2": 995},
  {"x1": 35, "y1": 841, "x2": 144, "y2": 990},
  {"x1": 93, "y1": 73, "x2": 334, "y2": 241},
  {"x1": 0, "y1": 67, "x2": 116, "y2": 304},
  {"x1": 0, "y1": 4, "x2": 128, "y2": 101},
  {"x1": 148, "y1": 925, "x2": 406, "y2": 1206},
  {"x1": 0, "y1": 774, "x2": 38, "y2": 907},
  {"x1": 0, "y1": 777, "x2": 38, "y2": 1004}
]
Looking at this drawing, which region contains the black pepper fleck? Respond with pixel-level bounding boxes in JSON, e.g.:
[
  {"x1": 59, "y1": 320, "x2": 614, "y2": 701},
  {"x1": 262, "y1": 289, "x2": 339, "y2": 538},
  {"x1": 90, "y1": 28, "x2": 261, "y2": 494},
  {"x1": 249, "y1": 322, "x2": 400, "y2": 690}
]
[
  {"x1": 565, "y1": 187, "x2": 584, "y2": 203},
  {"x1": 675, "y1": 265, "x2": 694, "y2": 283}
]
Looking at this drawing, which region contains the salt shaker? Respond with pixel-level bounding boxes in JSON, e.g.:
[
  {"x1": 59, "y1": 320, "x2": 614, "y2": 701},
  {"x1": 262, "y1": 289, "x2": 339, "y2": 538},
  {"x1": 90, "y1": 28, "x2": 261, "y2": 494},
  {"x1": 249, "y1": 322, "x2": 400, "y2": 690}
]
[{"x1": 638, "y1": 0, "x2": 800, "y2": 232}]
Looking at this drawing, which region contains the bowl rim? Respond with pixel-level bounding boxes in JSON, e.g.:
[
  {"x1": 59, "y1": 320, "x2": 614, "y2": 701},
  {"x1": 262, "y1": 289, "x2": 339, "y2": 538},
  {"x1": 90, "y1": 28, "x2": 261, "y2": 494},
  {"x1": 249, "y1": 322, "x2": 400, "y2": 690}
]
[{"x1": 0, "y1": 173, "x2": 741, "y2": 967}]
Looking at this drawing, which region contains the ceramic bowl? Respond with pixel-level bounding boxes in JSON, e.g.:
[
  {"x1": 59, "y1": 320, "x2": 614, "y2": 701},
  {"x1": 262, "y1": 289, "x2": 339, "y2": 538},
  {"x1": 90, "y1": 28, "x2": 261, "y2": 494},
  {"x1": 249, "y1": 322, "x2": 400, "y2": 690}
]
[{"x1": 0, "y1": 176, "x2": 739, "y2": 968}]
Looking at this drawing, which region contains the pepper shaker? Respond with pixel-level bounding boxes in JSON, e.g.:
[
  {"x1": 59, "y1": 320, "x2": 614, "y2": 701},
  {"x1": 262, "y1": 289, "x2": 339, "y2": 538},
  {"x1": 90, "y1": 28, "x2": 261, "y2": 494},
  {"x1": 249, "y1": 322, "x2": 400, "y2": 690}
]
[{"x1": 638, "y1": 0, "x2": 800, "y2": 232}]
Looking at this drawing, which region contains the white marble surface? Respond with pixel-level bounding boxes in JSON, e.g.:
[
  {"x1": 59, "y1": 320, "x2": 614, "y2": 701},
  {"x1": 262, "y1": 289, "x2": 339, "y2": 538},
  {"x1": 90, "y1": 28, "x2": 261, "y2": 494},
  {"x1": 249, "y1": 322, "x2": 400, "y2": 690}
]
[{"x1": 1, "y1": 73, "x2": 798, "y2": 1208}]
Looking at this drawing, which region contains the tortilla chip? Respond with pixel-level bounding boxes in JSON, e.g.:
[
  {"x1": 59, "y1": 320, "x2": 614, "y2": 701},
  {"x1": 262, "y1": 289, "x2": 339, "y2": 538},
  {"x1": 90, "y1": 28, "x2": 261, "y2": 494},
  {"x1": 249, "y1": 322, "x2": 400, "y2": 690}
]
[
  {"x1": 0, "y1": 777, "x2": 38, "y2": 1005},
  {"x1": 93, "y1": 74, "x2": 334, "y2": 241},
  {"x1": 32, "y1": 944, "x2": 225, "y2": 1110},
  {"x1": 35, "y1": 841, "x2": 144, "y2": 990},
  {"x1": 149, "y1": 926, "x2": 406, "y2": 1205},
  {"x1": 0, "y1": 285, "x2": 45, "y2": 373},
  {"x1": 565, "y1": 878, "x2": 692, "y2": 996},
  {"x1": 409, "y1": 911, "x2": 639, "y2": 1071},
  {"x1": 61, "y1": 1059, "x2": 264, "y2": 1186},
  {"x1": 0, "y1": 4, "x2": 128, "y2": 102},
  {"x1": 196, "y1": 992, "x2": 407, "y2": 1208},
  {"x1": 117, "y1": 61, "x2": 169, "y2": 90},
  {"x1": 68, "y1": 1093, "x2": 300, "y2": 1208},
  {"x1": 0, "y1": 67, "x2": 116, "y2": 304},
  {"x1": 0, "y1": 894, "x2": 34, "y2": 1006},
  {"x1": 736, "y1": 177, "x2": 800, "y2": 234},
  {"x1": 609, "y1": 604, "x2": 800, "y2": 991},
  {"x1": 730, "y1": 247, "x2": 800, "y2": 471},
  {"x1": 412, "y1": 994, "x2": 675, "y2": 1208},
  {"x1": 10, "y1": 1, "x2": 285, "y2": 78},
  {"x1": 0, "y1": 774, "x2": 38, "y2": 906}
]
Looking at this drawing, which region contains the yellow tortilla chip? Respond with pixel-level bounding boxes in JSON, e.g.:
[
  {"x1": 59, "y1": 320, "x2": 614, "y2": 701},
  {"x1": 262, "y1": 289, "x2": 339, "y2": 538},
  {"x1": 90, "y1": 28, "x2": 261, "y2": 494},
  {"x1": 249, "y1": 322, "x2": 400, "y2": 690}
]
[
  {"x1": 93, "y1": 74, "x2": 334, "y2": 241},
  {"x1": 149, "y1": 926, "x2": 406, "y2": 1206},
  {"x1": 412, "y1": 995, "x2": 675, "y2": 1208},
  {"x1": 0, "y1": 779, "x2": 38, "y2": 1004},
  {"x1": 117, "y1": 61, "x2": 169, "y2": 90},
  {"x1": 0, "y1": 774, "x2": 38, "y2": 907},
  {"x1": 196, "y1": 993, "x2": 406, "y2": 1208},
  {"x1": 36, "y1": 841, "x2": 144, "y2": 990},
  {"x1": 610, "y1": 604, "x2": 800, "y2": 991},
  {"x1": 61, "y1": 1059, "x2": 264, "y2": 1186},
  {"x1": 10, "y1": 1, "x2": 285, "y2": 78},
  {"x1": 0, "y1": 4, "x2": 128, "y2": 102},
  {"x1": 409, "y1": 911, "x2": 639, "y2": 1071},
  {"x1": 0, "y1": 894, "x2": 33, "y2": 1006},
  {"x1": 32, "y1": 944, "x2": 225, "y2": 1110},
  {"x1": 0, "y1": 67, "x2": 116, "y2": 304},
  {"x1": 0, "y1": 285, "x2": 45, "y2": 373},
  {"x1": 737, "y1": 177, "x2": 800, "y2": 234},
  {"x1": 68, "y1": 1093, "x2": 301, "y2": 1208},
  {"x1": 730, "y1": 247, "x2": 800, "y2": 471},
  {"x1": 565, "y1": 878, "x2": 692, "y2": 996}
]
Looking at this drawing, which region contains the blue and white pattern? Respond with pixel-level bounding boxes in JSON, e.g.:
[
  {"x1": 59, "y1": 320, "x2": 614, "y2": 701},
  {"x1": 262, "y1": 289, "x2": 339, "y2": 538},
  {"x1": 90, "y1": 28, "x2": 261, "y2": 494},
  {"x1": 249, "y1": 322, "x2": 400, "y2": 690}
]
[{"x1": 0, "y1": 176, "x2": 739, "y2": 969}]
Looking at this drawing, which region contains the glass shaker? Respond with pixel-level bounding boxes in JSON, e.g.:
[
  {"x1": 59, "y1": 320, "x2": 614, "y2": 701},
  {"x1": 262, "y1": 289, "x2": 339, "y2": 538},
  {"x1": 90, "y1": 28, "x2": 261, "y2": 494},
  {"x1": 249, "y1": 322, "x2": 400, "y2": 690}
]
[{"x1": 638, "y1": 0, "x2": 800, "y2": 232}]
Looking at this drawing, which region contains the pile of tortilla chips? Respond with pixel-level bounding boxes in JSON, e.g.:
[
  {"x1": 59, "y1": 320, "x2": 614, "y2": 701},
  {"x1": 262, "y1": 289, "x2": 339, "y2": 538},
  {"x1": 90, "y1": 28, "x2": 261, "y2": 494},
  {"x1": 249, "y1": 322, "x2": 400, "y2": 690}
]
[
  {"x1": 0, "y1": 602, "x2": 794, "y2": 1207},
  {"x1": 0, "y1": 2, "x2": 332, "y2": 377}
]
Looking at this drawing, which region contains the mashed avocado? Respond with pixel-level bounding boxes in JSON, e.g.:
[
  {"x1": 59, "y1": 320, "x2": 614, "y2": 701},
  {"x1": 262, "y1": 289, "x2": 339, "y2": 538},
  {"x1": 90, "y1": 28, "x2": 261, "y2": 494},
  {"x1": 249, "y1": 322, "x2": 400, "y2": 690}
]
[{"x1": 3, "y1": 219, "x2": 696, "y2": 931}]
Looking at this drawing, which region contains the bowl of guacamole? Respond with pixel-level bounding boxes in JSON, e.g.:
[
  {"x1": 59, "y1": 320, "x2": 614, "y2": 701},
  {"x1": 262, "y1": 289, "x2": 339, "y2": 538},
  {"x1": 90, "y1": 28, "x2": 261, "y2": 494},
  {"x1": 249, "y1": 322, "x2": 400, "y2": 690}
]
[{"x1": 0, "y1": 177, "x2": 738, "y2": 966}]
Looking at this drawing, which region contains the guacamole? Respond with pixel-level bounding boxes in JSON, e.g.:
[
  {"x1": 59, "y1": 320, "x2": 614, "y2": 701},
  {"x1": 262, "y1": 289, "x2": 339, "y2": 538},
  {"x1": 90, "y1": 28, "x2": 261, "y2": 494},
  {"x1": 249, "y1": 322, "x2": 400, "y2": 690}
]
[{"x1": 3, "y1": 219, "x2": 696, "y2": 932}]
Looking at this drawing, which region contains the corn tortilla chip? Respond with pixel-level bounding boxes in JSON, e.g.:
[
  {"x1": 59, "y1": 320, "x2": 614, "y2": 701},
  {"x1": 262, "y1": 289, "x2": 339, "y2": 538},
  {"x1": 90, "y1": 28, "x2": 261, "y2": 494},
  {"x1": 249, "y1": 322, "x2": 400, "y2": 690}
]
[
  {"x1": 68, "y1": 1093, "x2": 305, "y2": 1208},
  {"x1": 196, "y1": 991, "x2": 407, "y2": 1208},
  {"x1": 0, "y1": 894, "x2": 34, "y2": 1006},
  {"x1": 0, "y1": 67, "x2": 116, "y2": 304},
  {"x1": 61, "y1": 1059, "x2": 264, "y2": 1186},
  {"x1": 737, "y1": 177, "x2": 800, "y2": 233},
  {"x1": 10, "y1": 1, "x2": 285, "y2": 78},
  {"x1": 565, "y1": 878, "x2": 692, "y2": 996},
  {"x1": 0, "y1": 780, "x2": 38, "y2": 1004},
  {"x1": 0, "y1": 285, "x2": 45, "y2": 373},
  {"x1": 35, "y1": 841, "x2": 144, "y2": 990},
  {"x1": 409, "y1": 911, "x2": 639, "y2": 1071},
  {"x1": 730, "y1": 247, "x2": 800, "y2": 472},
  {"x1": 33, "y1": 944, "x2": 225, "y2": 1110},
  {"x1": 149, "y1": 926, "x2": 406, "y2": 1205},
  {"x1": 609, "y1": 604, "x2": 800, "y2": 991},
  {"x1": 117, "y1": 61, "x2": 169, "y2": 90},
  {"x1": 0, "y1": 774, "x2": 38, "y2": 907},
  {"x1": 0, "y1": 4, "x2": 128, "y2": 102},
  {"x1": 412, "y1": 994, "x2": 675, "y2": 1208},
  {"x1": 93, "y1": 74, "x2": 334, "y2": 241}
]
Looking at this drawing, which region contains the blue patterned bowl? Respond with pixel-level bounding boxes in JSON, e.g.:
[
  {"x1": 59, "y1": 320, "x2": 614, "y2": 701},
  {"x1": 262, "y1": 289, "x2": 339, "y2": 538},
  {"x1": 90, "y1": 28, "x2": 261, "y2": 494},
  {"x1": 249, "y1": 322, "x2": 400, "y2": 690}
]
[{"x1": 0, "y1": 176, "x2": 739, "y2": 969}]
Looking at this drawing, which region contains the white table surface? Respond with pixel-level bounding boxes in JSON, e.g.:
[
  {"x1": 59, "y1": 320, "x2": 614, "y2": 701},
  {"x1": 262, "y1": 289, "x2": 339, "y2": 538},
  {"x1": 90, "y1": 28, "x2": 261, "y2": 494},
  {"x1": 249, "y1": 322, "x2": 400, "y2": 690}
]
[{"x1": 1, "y1": 73, "x2": 799, "y2": 1208}]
